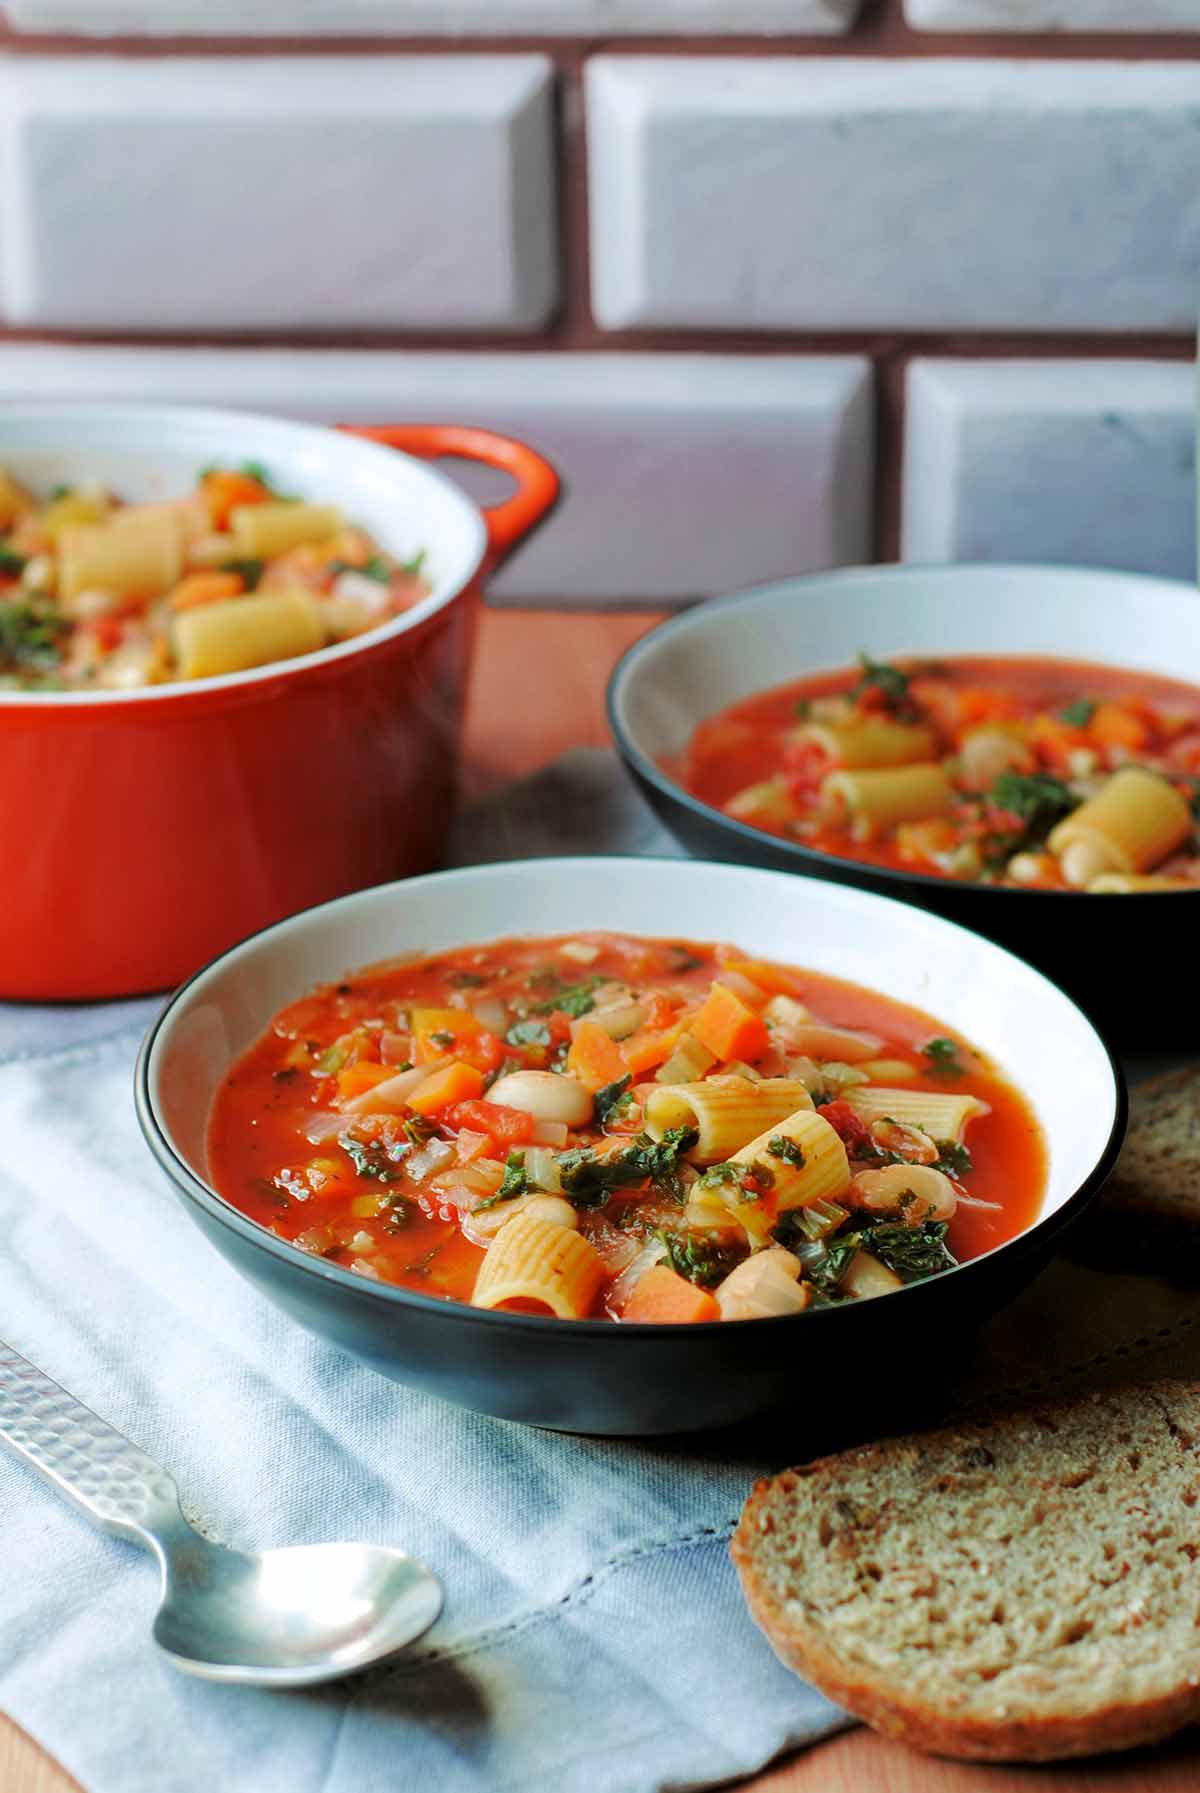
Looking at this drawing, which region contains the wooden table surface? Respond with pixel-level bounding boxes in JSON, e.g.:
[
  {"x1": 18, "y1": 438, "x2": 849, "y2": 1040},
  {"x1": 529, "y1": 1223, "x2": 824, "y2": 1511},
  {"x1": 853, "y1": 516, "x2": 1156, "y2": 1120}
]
[{"x1": 4, "y1": 605, "x2": 1196, "y2": 1793}]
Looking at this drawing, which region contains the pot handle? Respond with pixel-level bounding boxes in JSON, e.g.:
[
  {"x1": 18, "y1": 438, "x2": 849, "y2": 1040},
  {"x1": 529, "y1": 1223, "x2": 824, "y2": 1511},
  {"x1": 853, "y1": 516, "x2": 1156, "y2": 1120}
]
[{"x1": 340, "y1": 422, "x2": 560, "y2": 570}]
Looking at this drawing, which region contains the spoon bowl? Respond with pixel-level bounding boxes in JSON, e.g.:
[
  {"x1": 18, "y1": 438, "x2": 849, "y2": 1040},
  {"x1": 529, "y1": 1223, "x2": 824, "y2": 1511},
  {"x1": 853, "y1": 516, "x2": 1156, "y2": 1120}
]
[{"x1": 152, "y1": 1538, "x2": 444, "y2": 1686}]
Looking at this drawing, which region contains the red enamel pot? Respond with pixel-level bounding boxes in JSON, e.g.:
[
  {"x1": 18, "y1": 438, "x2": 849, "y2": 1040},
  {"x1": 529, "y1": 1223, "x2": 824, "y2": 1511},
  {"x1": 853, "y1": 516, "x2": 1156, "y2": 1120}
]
[{"x1": 0, "y1": 406, "x2": 559, "y2": 999}]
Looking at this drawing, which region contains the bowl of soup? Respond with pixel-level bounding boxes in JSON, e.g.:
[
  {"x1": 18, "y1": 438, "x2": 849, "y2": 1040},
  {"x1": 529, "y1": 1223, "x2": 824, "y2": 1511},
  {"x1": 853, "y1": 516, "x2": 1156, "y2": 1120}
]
[
  {"x1": 0, "y1": 404, "x2": 558, "y2": 999},
  {"x1": 135, "y1": 856, "x2": 1123, "y2": 1435},
  {"x1": 607, "y1": 565, "x2": 1200, "y2": 1033}
]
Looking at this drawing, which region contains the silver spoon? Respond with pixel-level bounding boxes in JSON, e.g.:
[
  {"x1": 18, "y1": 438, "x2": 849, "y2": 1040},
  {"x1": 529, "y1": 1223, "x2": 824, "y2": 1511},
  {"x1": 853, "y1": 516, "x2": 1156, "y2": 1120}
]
[{"x1": 0, "y1": 1339, "x2": 443, "y2": 1686}]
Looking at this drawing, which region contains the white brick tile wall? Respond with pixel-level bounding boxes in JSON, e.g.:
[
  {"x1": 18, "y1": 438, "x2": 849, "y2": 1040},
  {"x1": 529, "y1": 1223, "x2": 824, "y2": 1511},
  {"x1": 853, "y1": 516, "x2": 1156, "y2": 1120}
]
[
  {"x1": 0, "y1": 56, "x2": 557, "y2": 332},
  {"x1": 586, "y1": 58, "x2": 1200, "y2": 332},
  {"x1": 902, "y1": 360, "x2": 1195, "y2": 581},
  {"x1": 4, "y1": 0, "x2": 863, "y2": 31},
  {"x1": 908, "y1": 0, "x2": 1200, "y2": 29},
  {"x1": 0, "y1": 346, "x2": 874, "y2": 605}
]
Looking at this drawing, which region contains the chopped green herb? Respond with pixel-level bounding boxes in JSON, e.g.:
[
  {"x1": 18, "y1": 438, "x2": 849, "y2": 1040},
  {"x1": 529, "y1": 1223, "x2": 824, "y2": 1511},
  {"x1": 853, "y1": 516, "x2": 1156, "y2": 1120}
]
[
  {"x1": 401, "y1": 549, "x2": 427, "y2": 578},
  {"x1": 48, "y1": 483, "x2": 73, "y2": 501},
  {"x1": 767, "y1": 1135, "x2": 807, "y2": 1168},
  {"x1": 531, "y1": 977, "x2": 603, "y2": 1020},
  {"x1": 316, "y1": 1040, "x2": 349, "y2": 1074},
  {"x1": 506, "y1": 1019, "x2": 552, "y2": 1048},
  {"x1": 922, "y1": 1037, "x2": 964, "y2": 1078},
  {"x1": 558, "y1": 1126, "x2": 698, "y2": 1208},
  {"x1": 657, "y1": 1231, "x2": 743, "y2": 1289},
  {"x1": 448, "y1": 971, "x2": 486, "y2": 988},
  {"x1": 698, "y1": 1161, "x2": 749, "y2": 1191},
  {"x1": 669, "y1": 947, "x2": 705, "y2": 973},
  {"x1": 359, "y1": 556, "x2": 391, "y2": 583},
  {"x1": 474, "y1": 1149, "x2": 536, "y2": 1210},
  {"x1": 220, "y1": 557, "x2": 265, "y2": 590},
  {"x1": 932, "y1": 1139, "x2": 973, "y2": 1179},
  {"x1": 1058, "y1": 699, "x2": 1096, "y2": 728},
  {"x1": 850, "y1": 652, "x2": 916, "y2": 718},
  {"x1": 429, "y1": 1030, "x2": 457, "y2": 1049},
  {"x1": 0, "y1": 602, "x2": 67, "y2": 673},
  {"x1": 0, "y1": 547, "x2": 27, "y2": 577},
  {"x1": 593, "y1": 1074, "x2": 633, "y2": 1126},
  {"x1": 401, "y1": 1115, "x2": 439, "y2": 1148},
  {"x1": 240, "y1": 460, "x2": 270, "y2": 485},
  {"x1": 383, "y1": 1195, "x2": 412, "y2": 1233},
  {"x1": 793, "y1": 698, "x2": 812, "y2": 721},
  {"x1": 342, "y1": 1137, "x2": 398, "y2": 1183},
  {"x1": 990, "y1": 770, "x2": 1069, "y2": 839}
]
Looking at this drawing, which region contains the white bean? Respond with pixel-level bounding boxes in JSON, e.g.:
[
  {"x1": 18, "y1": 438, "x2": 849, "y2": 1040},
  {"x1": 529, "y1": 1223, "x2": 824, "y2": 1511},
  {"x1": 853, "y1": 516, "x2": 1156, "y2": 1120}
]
[
  {"x1": 487, "y1": 1070, "x2": 593, "y2": 1128},
  {"x1": 849, "y1": 1163, "x2": 956, "y2": 1223}
]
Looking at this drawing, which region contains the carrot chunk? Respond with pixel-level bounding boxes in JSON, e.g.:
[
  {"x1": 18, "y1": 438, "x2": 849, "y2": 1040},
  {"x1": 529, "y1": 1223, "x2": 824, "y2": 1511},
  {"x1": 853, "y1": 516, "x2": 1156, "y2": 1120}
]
[
  {"x1": 567, "y1": 1020, "x2": 628, "y2": 1092},
  {"x1": 201, "y1": 468, "x2": 270, "y2": 528},
  {"x1": 407, "y1": 1061, "x2": 485, "y2": 1116},
  {"x1": 622, "y1": 1264, "x2": 720, "y2": 1324},
  {"x1": 167, "y1": 571, "x2": 245, "y2": 612},
  {"x1": 620, "y1": 1022, "x2": 684, "y2": 1077},
  {"x1": 1088, "y1": 701, "x2": 1151, "y2": 753},
  {"x1": 335, "y1": 1063, "x2": 393, "y2": 1101},
  {"x1": 690, "y1": 982, "x2": 769, "y2": 1063}
]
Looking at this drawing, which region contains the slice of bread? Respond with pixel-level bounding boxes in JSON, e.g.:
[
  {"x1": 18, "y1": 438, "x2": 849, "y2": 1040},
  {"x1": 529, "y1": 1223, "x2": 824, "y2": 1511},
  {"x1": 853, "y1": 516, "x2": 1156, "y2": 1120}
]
[
  {"x1": 732, "y1": 1380, "x2": 1200, "y2": 1762},
  {"x1": 1097, "y1": 1068, "x2": 1200, "y2": 1236}
]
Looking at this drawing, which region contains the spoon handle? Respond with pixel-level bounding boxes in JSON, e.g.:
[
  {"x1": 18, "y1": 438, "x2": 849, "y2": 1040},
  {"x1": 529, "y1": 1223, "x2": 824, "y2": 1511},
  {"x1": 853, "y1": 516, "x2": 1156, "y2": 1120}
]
[{"x1": 0, "y1": 1338, "x2": 185, "y2": 1550}]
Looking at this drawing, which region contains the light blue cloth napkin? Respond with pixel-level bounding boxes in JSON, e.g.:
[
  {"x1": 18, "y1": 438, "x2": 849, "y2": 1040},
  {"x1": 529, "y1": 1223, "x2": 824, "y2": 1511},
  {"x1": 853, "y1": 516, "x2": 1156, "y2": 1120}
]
[{"x1": 0, "y1": 753, "x2": 846, "y2": 1793}]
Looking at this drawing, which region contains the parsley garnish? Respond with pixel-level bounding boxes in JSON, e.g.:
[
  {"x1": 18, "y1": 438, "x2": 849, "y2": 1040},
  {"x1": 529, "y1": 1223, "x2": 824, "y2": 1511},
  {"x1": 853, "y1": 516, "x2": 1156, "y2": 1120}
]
[
  {"x1": 401, "y1": 549, "x2": 428, "y2": 578},
  {"x1": 1058, "y1": 699, "x2": 1095, "y2": 728},
  {"x1": 594, "y1": 1074, "x2": 633, "y2": 1126},
  {"x1": 558, "y1": 1127, "x2": 698, "y2": 1208},
  {"x1": 506, "y1": 1019, "x2": 551, "y2": 1048},
  {"x1": 767, "y1": 1135, "x2": 807, "y2": 1168},
  {"x1": 922, "y1": 1037, "x2": 964, "y2": 1078},
  {"x1": 0, "y1": 547, "x2": 26, "y2": 577}
]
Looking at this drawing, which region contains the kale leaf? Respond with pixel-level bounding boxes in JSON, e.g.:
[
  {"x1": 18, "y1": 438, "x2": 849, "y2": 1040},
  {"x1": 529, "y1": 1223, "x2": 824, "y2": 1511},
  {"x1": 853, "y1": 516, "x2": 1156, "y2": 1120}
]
[
  {"x1": 530, "y1": 976, "x2": 603, "y2": 1019},
  {"x1": 657, "y1": 1231, "x2": 744, "y2": 1289},
  {"x1": 932, "y1": 1139, "x2": 973, "y2": 1179},
  {"x1": 1058, "y1": 699, "x2": 1095, "y2": 728},
  {"x1": 594, "y1": 1074, "x2": 633, "y2": 1126},
  {"x1": 0, "y1": 602, "x2": 67, "y2": 673},
  {"x1": 558, "y1": 1126, "x2": 698, "y2": 1208},
  {"x1": 989, "y1": 770, "x2": 1075, "y2": 838},
  {"x1": 922, "y1": 1036, "x2": 964, "y2": 1078}
]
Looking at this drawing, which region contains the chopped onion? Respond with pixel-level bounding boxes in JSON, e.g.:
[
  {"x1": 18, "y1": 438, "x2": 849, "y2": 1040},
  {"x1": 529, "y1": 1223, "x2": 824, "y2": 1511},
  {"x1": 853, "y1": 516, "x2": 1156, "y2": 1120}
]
[
  {"x1": 716, "y1": 968, "x2": 768, "y2": 1004},
  {"x1": 525, "y1": 1146, "x2": 564, "y2": 1192},
  {"x1": 405, "y1": 1137, "x2": 455, "y2": 1183},
  {"x1": 432, "y1": 1159, "x2": 505, "y2": 1199},
  {"x1": 304, "y1": 1111, "x2": 352, "y2": 1144},
  {"x1": 952, "y1": 1190, "x2": 1003, "y2": 1211},
  {"x1": 470, "y1": 996, "x2": 508, "y2": 1035},
  {"x1": 608, "y1": 1238, "x2": 668, "y2": 1311},
  {"x1": 379, "y1": 1030, "x2": 412, "y2": 1066},
  {"x1": 530, "y1": 1119, "x2": 568, "y2": 1148},
  {"x1": 581, "y1": 999, "x2": 645, "y2": 1041},
  {"x1": 560, "y1": 941, "x2": 600, "y2": 964}
]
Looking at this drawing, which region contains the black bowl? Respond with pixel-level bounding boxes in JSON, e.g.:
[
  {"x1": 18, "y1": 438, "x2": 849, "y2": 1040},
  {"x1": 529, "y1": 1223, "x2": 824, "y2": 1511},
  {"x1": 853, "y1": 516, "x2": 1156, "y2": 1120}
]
[
  {"x1": 607, "y1": 564, "x2": 1200, "y2": 1039},
  {"x1": 135, "y1": 857, "x2": 1125, "y2": 1436}
]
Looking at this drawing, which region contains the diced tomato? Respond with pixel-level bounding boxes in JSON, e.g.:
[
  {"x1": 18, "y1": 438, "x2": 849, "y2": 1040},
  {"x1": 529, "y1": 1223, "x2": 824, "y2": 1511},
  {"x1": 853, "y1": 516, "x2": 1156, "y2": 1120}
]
[
  {"x1": 818, "y1": 1100, "x2": 872, "y2": 1155},
  {"x1": 444, "y1": 1099, "x2": 536, "y2": 1149}
]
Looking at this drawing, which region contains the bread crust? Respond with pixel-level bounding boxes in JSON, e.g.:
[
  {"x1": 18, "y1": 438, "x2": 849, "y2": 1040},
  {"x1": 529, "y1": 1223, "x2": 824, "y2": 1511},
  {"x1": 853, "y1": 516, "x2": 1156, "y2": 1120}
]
[{"x1": 731, "y1": 1383, "x2": 1200, "y2": 1763}]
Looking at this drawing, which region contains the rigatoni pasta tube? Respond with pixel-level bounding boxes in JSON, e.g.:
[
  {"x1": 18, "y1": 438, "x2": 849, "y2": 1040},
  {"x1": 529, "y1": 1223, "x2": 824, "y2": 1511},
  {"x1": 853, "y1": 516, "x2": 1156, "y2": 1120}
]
[
  {"x1": 1088, "y1": 872, "x2": 1193, "y2": 893},
  {"x1": 58, "y1": 513, "x2": 182, "y2": 607},
  {"x1": 471, "y1": 1210, "x2": 604, "y2": 1319},
  {"x1": 845, "y1": 1085, "x2": 989, "y2": 1138},
  {"x1": 644, "y1": 1076, "x2": 813, "y2": 1164},
  {"x1": 821, "y1": 763, "x2": 955, "y2": 841},
  {"x1": 173, "y1": 589, "x2": 323, "y2": 679},
  {"x1": 799, "y1": 715, "x2": 936, "y2": 770},
  {"x1": 1047, "y1": 767, "x2": 1191, "y2": 888},
  {"x1": 730, "y1": 1107, "x2": 850, "y2": 1213},
  {"x1": 230, "y1": 501, "x2": 342, "y2": 560}
]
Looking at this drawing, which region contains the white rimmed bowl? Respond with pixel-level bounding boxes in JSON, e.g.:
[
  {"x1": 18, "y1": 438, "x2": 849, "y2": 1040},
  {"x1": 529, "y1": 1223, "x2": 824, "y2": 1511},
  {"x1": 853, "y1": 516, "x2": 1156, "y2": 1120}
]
[
  {"x1": 0, "y1": 404, "x2": 558, "y2": 999},
  {"x1": 135, "y1": 856, "x2": 1125, "y2": 1436},
  {"x1": 608, "y1": 564, "x2": 1200, "y2": 1037}
]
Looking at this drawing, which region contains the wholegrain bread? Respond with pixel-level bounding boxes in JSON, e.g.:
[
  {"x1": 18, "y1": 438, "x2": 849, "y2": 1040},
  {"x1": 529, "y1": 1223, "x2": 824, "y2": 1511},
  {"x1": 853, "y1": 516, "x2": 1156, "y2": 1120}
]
[
  {"x1": 1097, "y1": 1068, "x2": 1200, "y2": 1236},
  {"x1": 732, "y1": 1380, "x2": 1200, "y2": 1762}
]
